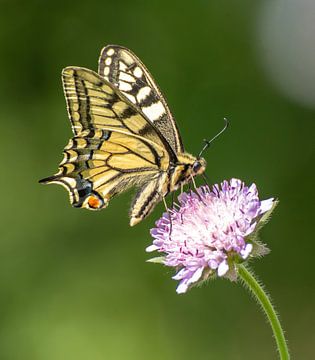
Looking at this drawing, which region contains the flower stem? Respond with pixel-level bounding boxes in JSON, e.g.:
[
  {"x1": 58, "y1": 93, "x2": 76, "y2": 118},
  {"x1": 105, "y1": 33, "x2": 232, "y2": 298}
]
[{"x1": 237, "y1": 264, "x2": 290, "y2": 360}]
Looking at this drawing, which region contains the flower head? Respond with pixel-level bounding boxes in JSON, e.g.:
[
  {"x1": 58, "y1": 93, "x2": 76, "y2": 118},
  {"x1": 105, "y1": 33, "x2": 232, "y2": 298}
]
[{"x1": 147, "y1": 178, "x2": 276, "y2": 294}]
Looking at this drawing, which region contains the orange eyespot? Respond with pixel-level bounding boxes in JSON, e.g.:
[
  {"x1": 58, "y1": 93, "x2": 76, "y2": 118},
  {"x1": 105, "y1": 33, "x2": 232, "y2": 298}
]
[{"x1": 88, "y1": 196, "x2": 101, "y2": 209}]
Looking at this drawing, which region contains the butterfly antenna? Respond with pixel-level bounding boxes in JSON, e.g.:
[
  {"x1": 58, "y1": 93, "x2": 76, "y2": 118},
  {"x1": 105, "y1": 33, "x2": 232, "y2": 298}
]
[{"x1": 198, "y1": 118, "x2": 230, "y2": 158}]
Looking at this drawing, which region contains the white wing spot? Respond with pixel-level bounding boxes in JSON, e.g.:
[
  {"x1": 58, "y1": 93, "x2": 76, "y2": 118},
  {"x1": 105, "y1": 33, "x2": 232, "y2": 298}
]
[
  {"x1": 142, "y1": 101, "x2": 165, "y2": 121},
  {"x1": 124, "y1": 93, "x2": 136, "y2": 103},
  {"x1": 121, "y1": 52, "x2": 133, "y2": 64},
  {"x1": 105, "y1": 57, "x2": 112, "y2": 65},
  {"x1": 104, "y1": 67, "x2": 110, "y2": 76},
  {"x1": 119, "y1": 61, "x2": 128, "y2": 71},
  {"x1": 119, "y1": 72, "x2": 135, "y2": 83},
  {"x1": 119, "y1": 81, "x2": 133, "y2": 91},
  {"x1": 107, "y1": 48, "x2": 115, "y2": 56},
  {"x1": 136, "y1": 86, "x2": 151, "y2": 102},
  {"x1": 133, "y1": 67, "x2": 143, "y2": 78}
]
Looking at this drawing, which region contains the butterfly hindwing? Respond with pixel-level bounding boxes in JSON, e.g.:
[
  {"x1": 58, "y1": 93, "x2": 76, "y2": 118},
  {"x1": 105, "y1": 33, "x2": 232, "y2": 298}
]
[{"x1": 98, "y1": 45, "x2": 184, "y2": 154}]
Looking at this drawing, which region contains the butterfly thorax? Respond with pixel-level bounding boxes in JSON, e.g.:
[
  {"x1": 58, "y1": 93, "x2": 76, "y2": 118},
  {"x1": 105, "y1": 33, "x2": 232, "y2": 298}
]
[{"x1": 169, "y1": 153, "x2": 206, "y2": 192}]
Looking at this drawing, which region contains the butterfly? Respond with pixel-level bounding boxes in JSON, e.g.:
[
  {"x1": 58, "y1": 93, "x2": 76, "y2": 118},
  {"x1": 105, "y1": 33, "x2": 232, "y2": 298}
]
[{"x1": 39, "y1": 45, "x2": 207, "y2": 226}]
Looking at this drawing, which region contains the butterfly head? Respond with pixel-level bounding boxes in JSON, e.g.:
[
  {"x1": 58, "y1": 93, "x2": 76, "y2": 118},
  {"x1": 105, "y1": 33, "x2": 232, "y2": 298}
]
[
  {"x1": 176, "y1": 153, "x2": 206, "y2": 176},
  {"x1": 170, "y1": 153, "x2": 206, "y2": 191},
  {"x1": 192, "y1": 157, "x2": 206, "y2": 176}
]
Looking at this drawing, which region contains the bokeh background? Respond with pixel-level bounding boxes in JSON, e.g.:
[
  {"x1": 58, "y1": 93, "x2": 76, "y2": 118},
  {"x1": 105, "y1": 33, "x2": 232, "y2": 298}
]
[{"x1": 1, "y1": 0, "x2": 314, "y2": 359}]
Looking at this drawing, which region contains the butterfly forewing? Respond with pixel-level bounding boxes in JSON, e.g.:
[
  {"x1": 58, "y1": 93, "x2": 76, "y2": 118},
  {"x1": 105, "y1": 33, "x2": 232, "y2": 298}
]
[{"x1": 98, "y1": 45, "x2": 184, "y2": 154}]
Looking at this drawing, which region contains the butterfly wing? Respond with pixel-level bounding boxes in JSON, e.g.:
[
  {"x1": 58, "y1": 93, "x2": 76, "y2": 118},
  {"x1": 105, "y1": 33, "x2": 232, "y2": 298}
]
[
  {"x1": 98, "y1": 45, "x2": 184, "y2": 154},
  {"x1": 40, "y1": 67, "x2": 175, "y2": 224}
]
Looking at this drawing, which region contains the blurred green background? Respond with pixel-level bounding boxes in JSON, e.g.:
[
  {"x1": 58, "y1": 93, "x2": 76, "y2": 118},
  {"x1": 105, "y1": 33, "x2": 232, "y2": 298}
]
[{"x1": 1, "y1": 0, "x2": 314, "y2": 359}]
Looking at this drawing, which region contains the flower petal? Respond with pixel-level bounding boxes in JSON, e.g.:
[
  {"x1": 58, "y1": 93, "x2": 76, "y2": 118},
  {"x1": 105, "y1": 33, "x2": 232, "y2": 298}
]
[
  {"x1": 145, "y1": 244, "x2": 159, "y2": 252},
  {"x1": 176, "y1": 280, "x2": 189, "y2": 294},
  {"x1": 218, "y1": 260, "x2": 229, "y2": 276},
  {"x1": 188, "y1": 267, "x2": 204, "y2": 284},
  {"x1": 240, "y1": 243, "x2": 253, "y2": 259},
  {"x1": 172, "y1": 268, "x2": 188, "y2": 280},
  {"x1": 260, "y1": 198, "x2": 274, "y2": 213}
]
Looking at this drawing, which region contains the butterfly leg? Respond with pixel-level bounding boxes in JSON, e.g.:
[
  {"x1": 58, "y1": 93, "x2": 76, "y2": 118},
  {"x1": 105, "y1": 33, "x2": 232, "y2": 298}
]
[
  {"x1": 170, "y1": 192, "x2": 176, "y2": 232},
  {"x1": 162, "y1": 196, "x2": 173, "y2": 239},
  {"x1": 162, "y1": 196, "x2": 168, "y2": 212},
  {"x1": 188, "y1": 180, "x2": 193, "y2": 192},
  {"x1": 191, "y1": 175, "x2": 197, "y2": 190},
  {"x1": 170, "y1": 191, "x2": 175, "y2": 208},
  {"x1": 171, "y1": 188, "x2": 184, "y2": 224},
  {"x1": 190, "y1": 175, "x2": 207, "y2": 205}
]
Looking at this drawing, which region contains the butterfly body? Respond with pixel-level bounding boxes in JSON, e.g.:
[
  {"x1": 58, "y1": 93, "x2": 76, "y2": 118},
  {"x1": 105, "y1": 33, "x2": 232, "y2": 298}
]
[{"x1": 40, "y1": 46, "x2": 206, "y2": 225}]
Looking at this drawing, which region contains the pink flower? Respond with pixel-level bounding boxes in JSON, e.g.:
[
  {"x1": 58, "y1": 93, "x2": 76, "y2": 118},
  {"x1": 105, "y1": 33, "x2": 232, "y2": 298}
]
[{"x1": 147, "y1": 179, "x2": 276, "y2": 294}]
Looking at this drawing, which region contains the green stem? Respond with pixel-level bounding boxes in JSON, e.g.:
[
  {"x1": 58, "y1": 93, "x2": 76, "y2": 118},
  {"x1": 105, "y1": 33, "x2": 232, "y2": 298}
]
[{"x1": 237, "y1": 264, "x2": 290, "y2": 360}]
